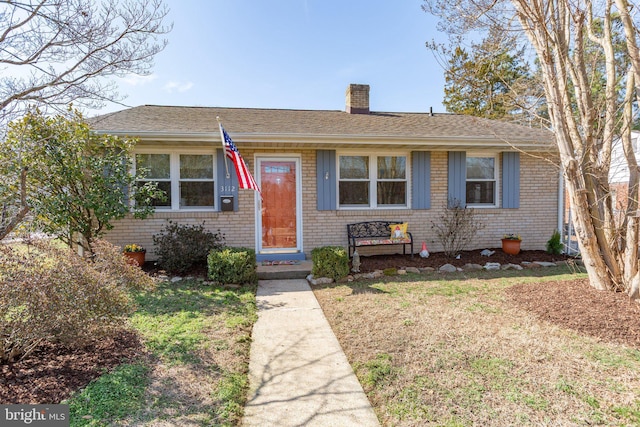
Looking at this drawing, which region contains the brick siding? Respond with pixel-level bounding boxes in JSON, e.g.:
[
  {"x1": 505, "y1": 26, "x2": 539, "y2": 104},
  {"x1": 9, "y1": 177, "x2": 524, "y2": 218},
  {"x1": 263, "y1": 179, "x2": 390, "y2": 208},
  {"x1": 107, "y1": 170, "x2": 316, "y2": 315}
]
[{"x1": 104, "y1": 149, "x2": 560, "y2": 259}]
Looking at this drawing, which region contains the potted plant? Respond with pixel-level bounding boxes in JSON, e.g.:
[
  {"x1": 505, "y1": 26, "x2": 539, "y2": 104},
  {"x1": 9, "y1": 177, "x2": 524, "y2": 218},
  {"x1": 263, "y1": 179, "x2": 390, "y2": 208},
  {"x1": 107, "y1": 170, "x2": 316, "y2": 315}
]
[
  {"x1": 501, "y1": 233, "x2": 522, "y2": 255},
  {"x1": 123, "y1": 244, "x2": 146, "y2": 266}
]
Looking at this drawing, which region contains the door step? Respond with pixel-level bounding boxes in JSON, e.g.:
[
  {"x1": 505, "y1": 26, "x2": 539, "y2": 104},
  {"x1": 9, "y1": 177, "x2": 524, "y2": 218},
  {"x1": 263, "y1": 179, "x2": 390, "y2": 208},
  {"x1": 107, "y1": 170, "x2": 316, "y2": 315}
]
[{"x1": 257, "y1": 260, "x2": 312, "y2": 280}]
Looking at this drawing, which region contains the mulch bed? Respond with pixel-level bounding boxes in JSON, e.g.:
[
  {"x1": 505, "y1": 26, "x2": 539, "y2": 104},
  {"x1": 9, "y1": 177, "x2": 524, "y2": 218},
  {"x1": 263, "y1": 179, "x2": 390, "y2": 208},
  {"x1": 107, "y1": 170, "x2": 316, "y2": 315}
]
[
  {"x1": 2, "y1": 250, "x2": 639, "y2": 405},
  {"x1": 0, "y1": 330, "x2": 144, "y2": 404},
  {"x1": 507, "y1": 278, "x2": 640, "y2": 349},
  {"x1": 355, "y1": 248, "x2": 573, "y2": 272}
]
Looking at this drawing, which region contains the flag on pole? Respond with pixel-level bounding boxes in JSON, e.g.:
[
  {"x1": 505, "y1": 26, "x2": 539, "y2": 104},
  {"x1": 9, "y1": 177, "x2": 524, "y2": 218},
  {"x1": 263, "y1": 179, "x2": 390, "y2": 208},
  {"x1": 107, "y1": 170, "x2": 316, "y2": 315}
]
[{"x1": 218, "y1": 122, "x2": 261, "y2": 193}]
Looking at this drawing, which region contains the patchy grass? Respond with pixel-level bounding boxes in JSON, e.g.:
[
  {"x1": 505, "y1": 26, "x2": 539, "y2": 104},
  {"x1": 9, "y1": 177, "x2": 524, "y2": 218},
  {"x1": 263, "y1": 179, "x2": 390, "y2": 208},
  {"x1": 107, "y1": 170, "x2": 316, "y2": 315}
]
[
  {"x1": 313, "y1": 267, "x2": 640, "y2": 426},
  {"x1": 67, "y1": 279, "x2": 257, "y2": 426}
]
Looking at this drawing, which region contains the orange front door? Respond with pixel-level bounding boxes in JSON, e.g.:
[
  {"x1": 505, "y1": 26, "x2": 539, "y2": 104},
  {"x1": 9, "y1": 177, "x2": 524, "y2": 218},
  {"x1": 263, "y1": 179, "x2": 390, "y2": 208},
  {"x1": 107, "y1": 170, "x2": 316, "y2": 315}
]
[{"x1": 259, "y1": 160, "x2": 298, "y2": 250}]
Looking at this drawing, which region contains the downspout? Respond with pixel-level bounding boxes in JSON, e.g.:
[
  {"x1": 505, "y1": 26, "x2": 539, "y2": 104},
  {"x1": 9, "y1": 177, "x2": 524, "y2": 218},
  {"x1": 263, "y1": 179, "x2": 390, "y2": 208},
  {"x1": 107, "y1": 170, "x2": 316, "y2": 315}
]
[{"x1": 558, "y1": 165, "x2": 564, "y2": 236}]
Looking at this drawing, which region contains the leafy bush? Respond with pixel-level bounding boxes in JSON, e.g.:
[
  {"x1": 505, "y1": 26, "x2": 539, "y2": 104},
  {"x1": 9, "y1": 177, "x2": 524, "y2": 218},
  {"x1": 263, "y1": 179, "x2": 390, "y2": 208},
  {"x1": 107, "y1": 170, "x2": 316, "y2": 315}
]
[
  {"x1": 546, "y1": 229, "x2": 563, "y2": 255},
  {"x1": 431, "y1": 198, "x2": 485, "y2": 257},
  {"x1": 208, "y1": 247, "x2": 258, "y2": 285},
  {"x1": 311, "y1": 246, "x2": 349, "y2": 281},
  {"x1": 0, "y1": 239, "x2": 155, "y2": 364},
  {"x1": 153, "y1": 221, "x2": 225, "y2": 274}
]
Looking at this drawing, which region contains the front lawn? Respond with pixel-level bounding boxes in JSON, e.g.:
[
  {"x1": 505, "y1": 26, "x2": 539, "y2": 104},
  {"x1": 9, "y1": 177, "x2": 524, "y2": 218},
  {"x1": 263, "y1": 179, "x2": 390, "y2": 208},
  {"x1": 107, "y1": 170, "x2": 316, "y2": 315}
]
[
  {"x1": 67, "y1": 279, "x2": 257, "y2": 426},
  {"x1": 313, "y1": 268, "x2": 640, "y2": 426}
]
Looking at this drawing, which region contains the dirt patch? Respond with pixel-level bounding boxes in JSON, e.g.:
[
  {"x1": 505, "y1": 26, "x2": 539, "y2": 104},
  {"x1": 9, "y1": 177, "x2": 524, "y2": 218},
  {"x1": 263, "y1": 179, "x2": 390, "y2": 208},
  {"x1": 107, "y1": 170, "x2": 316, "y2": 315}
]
[{"x1": 0, "y1": 329, "x2": 144, "y2": 404}]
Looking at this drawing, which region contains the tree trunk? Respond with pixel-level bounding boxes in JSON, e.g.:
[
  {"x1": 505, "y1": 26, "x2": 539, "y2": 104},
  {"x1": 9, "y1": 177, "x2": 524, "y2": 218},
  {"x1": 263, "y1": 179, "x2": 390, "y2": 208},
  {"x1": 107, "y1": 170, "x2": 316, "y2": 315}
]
[
  {"x1": 564, "y1": 161, "x2": 611, "y2": 291},
  {"x1": 0, "y1": 167, "x2": 30, "y2": 241},
  {"x1": 511, "y1": 0, "x2": 637, "y2": 298}
]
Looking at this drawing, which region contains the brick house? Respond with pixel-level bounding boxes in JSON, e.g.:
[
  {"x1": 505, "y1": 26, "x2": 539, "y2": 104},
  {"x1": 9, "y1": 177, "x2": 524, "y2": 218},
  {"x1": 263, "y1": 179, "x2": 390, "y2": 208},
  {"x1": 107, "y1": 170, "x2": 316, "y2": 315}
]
[{"x1": 92, "y1": 84, "x2": 560, "y2": 261}]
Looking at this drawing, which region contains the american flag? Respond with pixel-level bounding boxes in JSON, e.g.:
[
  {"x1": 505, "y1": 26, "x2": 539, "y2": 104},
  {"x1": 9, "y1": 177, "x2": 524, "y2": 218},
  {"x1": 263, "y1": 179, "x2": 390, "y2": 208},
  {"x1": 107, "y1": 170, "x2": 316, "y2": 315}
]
[{"x1": 219, "y1": 124, "x2": 261, "y2": 193}]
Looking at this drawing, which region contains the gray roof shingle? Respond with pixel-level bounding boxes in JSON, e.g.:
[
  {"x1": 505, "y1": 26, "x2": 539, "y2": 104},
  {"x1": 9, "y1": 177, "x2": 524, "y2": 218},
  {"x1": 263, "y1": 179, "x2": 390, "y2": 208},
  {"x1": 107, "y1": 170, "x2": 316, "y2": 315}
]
[{"x1": 90, "y1": 105, "x2": 555, "y2": 151}]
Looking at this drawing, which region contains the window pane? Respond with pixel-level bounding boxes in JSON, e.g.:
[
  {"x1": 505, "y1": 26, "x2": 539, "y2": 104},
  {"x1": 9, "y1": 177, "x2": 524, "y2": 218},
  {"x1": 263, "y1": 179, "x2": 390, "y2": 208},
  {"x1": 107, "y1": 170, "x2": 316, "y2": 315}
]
[
  {"x1": 466, "y1": 181, "x2": 495, "y2": 204},
  {"x1": 137, "y1": 181, "x2": 171, "y2": 207},
  {"x1": 339, "y1": 181, "x2": 369, "y2": 205},
  {"x1": 180, "y1": 181, "x2": 214, "y2": 207},
  {"x1": 377, "y1": 182, "x2": 406, "y2": 205},
  {"x1": 136, "y1": 154, "x2": 170, "y2": 179},
  {"x1": 180, "y1": 155, "x2": 213, "y2": 179},
  {"x1": 340, "y1": 156, "x2": 369, "y2": 179},
  {"x1": 377, "y1": 156, "x2": 406, "y2": 179},
  {"x1": 466, "y1": 157, "x2": 494, "y2": 179}
]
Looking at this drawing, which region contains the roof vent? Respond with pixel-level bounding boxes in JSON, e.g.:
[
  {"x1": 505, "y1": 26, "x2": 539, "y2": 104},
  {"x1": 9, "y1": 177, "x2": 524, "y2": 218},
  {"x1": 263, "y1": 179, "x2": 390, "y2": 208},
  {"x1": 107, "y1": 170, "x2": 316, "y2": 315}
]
[{"x1": 345, "y1": 84, "x2": 370, "y2": 114}]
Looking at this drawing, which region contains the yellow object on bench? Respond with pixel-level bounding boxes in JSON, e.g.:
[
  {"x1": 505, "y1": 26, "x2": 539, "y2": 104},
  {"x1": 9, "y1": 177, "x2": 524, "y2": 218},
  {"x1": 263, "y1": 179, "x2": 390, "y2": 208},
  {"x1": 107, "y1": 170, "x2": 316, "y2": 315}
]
[{"x1": 347, "y1": 221, "x2": 414, "y2": 258}]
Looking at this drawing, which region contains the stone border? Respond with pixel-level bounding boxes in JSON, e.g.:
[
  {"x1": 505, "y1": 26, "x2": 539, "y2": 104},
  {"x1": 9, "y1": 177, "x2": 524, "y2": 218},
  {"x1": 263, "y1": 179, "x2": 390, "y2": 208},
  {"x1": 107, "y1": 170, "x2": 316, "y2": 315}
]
[{"x1": 307, "y1": 259, "x2": 583, "y2": 285}]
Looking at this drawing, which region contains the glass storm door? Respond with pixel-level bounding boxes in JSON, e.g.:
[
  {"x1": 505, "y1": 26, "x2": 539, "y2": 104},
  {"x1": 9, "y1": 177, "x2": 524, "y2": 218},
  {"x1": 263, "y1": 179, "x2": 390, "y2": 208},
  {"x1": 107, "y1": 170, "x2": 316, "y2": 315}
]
[{"x1": 258, "y1": 158, "x2": 301, "y2": 253}]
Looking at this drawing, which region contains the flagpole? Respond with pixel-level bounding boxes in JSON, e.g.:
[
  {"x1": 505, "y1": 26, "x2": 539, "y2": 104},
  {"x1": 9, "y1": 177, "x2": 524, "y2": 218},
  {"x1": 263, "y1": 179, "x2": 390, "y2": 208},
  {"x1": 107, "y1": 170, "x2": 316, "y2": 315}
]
[{"x1": 216, "y1": 116, "x2": 231, "y2": 179}]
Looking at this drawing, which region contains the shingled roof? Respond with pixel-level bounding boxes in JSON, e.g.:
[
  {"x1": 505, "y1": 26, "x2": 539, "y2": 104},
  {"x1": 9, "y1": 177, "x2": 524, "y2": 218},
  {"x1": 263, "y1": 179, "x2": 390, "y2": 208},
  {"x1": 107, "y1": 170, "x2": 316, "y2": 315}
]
[{"x1": 90, "y1": 104, "x2": 556, "y2": 151}]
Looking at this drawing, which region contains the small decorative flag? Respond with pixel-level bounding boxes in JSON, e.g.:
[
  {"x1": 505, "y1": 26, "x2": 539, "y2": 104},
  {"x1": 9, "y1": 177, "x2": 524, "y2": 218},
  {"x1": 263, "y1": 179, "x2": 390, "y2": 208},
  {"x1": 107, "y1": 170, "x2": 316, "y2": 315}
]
[{"x1": 218, "y1": 122, "x2": 261, "y2": 193}]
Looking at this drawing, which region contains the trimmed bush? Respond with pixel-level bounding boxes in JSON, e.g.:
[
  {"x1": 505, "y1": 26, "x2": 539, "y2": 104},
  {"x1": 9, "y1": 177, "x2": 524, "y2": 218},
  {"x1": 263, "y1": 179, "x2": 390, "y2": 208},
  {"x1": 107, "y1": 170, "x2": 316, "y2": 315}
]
[
  {"x1": 311, "y1": 246, "x2": 349, "y2": 281},
  {"x1": 0, "y1": 239, "x2": 155, "y2": 364},
  {"x1": 153, "y1": 221, "x2": 225, "y2": 274},
  {"x1": 208, "y1": 247, "x2": 258, "y2": 285}
]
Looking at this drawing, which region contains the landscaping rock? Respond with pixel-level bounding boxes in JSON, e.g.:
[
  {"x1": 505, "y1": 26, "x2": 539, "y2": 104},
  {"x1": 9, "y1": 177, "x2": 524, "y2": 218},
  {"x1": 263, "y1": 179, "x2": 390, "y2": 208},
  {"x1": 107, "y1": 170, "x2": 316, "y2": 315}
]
[
  {"x1": 439, "y1": 263, "x2": 457, "y2": 273},
  {"x1": 397, "y1": 269, "x2": 407, "y2": 275},
  {"x1": 463, "y1": 263, "x2": 484, "y2": 271},
  {"x1": 404, "y1": 267, "x2": 421, "y2": 274},
  {"x1": 484, "y1": 262, "x2": 501, "y2": 270},
  {"x1": 170, "y1": 276, "x2": 182, "y2": 283},
  {"x1": 501, "y1": 263, "x2": 523, "y2": 270},
  {"x1": 533, "y1": 261, "x2": 557, "y2": 267},
  {"x1": 351, "y1": 270, "x2": 384, "y2": 280},
  {"x1": 369, "y1": 270, "x2": 384, "y2": 279},
  {"x1": 521, "y1": 261, "x2": 541, "y2": 269},
  {"x1": 480, "y1": 249, "x2": 495, "y2": 256},
  {"x1": 419, "y1": 267, "x2": 435, "y2": 273},
  {"x1": 307, "y1": 276, "x2": 334, "y2": 285}
]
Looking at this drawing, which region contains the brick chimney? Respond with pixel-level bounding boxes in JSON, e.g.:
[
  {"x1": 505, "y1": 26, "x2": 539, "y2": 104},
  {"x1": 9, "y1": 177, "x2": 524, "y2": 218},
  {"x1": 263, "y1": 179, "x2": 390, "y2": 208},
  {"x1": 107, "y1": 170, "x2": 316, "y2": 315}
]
[{"x1": 345, "y1": 84, "x2": 370, "y2": 114}]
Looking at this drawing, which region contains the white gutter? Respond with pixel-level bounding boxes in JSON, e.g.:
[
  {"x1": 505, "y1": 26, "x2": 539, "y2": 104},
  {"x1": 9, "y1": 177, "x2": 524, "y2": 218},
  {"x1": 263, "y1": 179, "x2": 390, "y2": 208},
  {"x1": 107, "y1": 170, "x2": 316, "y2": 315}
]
[{"x1": 92, "y1": 130, "x2": 556, "y2": 150}]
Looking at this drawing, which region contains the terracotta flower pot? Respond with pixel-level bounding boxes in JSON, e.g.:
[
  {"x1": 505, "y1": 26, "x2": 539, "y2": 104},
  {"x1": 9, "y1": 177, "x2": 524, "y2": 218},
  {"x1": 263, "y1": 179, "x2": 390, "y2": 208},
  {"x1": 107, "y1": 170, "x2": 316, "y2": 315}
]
[
  {"x1": 501, "y1": 239, "x2": 521, "y2": 255},
  {"x1": 124, "y1": 250, "x2": 146, "y2": 266}
]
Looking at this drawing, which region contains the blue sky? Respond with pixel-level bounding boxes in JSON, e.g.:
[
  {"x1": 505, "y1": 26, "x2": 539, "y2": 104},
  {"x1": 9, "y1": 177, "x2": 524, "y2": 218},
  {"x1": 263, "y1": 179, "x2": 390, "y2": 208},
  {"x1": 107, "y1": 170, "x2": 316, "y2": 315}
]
[{"x1": 104, "y1": 1, "x2": 447, "y2": 115}]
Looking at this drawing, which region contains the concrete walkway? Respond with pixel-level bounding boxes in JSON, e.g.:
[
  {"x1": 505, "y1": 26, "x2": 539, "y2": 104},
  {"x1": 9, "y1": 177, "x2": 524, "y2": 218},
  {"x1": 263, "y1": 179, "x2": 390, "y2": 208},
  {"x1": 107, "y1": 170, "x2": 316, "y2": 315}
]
[{"x1": 243, "y1": 279, "x2": 380, "y2": 427}]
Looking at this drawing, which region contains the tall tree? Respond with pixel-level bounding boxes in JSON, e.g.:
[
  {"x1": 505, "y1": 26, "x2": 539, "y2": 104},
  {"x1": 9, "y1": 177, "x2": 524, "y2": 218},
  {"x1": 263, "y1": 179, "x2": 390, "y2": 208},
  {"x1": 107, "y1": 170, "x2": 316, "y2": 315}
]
[
  {"x1": 423, "y1": 0, "x2": 640, "y2": 300},
  {"x1": 0, "y1": 0, "x2": 170, "y2": 126},
  {"x1": 0, "y1": 108, "x2": 163, "y2": 254},
  {"x1": 0, "y1": 0, "x2": 170, "y2": 239},
  {"x1": 435, "y1": 28, "x2": 544, "y2": 126}
]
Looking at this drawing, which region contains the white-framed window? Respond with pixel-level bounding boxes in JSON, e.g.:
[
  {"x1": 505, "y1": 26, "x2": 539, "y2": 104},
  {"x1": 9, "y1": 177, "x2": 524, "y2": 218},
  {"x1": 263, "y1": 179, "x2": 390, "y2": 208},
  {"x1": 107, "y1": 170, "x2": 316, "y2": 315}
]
[
  {"x1": 338, "y1": 153, "x2": 408, "y2": 208},
  {"x1": 134, "y1": 150, "x2": 216, "y2": 210},
  {"x1": 465, "y1": 153, "x2": 498, "y2": 206}
]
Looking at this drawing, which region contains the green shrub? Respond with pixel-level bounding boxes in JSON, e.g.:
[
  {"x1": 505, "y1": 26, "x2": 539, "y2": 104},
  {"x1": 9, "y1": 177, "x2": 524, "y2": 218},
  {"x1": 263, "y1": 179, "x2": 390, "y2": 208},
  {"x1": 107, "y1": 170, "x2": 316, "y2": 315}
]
[
  {"x1": 383, "y1": 267, "x2": 398, "y2": 276},
  {"x1": 0, "y1": 239, "x2": 155, "y2": 364},
  {"x1": 208, "y1": 247, "x2": 258, "y2": 285},
  {"x1": 311, "y1": 246, "x2": 349, "y2": 281},
  {"x1": 153, "y1": 221, "x2": 225, "y2": 274},
  {"x1": 546, "y1": 229, "x2": 563, "y2": 255}
]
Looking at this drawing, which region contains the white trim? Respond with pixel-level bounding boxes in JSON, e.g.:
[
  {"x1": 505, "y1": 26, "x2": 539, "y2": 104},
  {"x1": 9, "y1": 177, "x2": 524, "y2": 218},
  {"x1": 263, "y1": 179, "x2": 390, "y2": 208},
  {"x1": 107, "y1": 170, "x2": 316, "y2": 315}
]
[
  {"x1": 255, "y1": 155, "x2": 303, "y2": 255},
  {"x1": 465, "y1": 152, "x2": 500, "y2": 208},
  {"x1": 95, "y1": 130, "x2": 552, "y2": 150},
  {"x1": 133, "y1": 148, "x2": 218, "y2": 212},
  {"x1": 337, "y1": 151, "x2": 411, "y2": 210}
]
